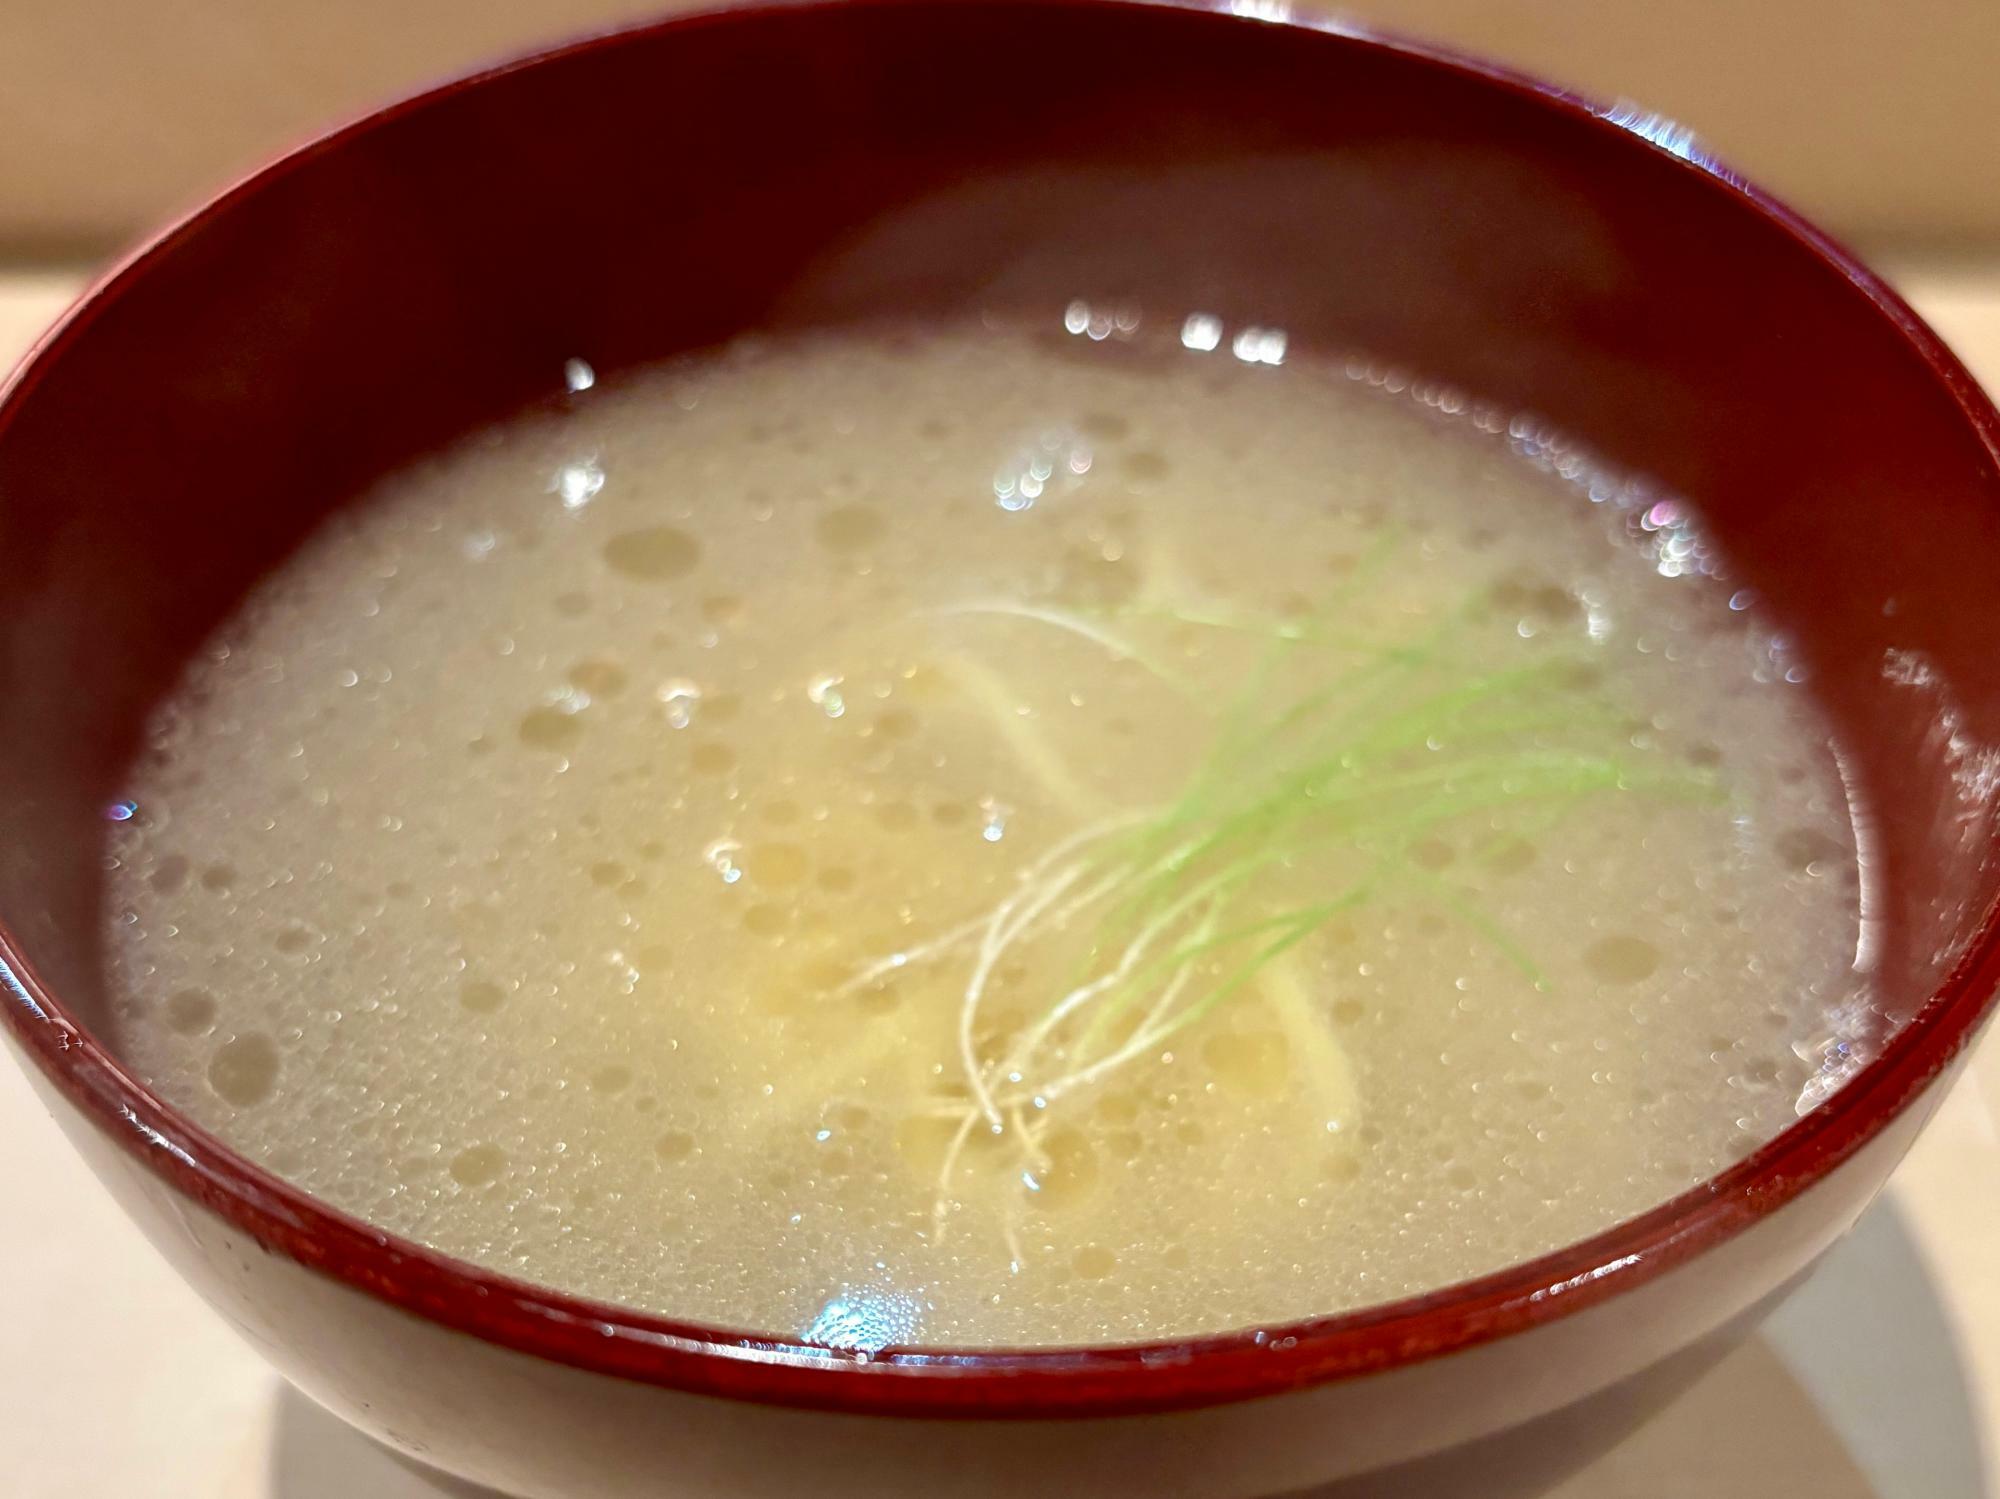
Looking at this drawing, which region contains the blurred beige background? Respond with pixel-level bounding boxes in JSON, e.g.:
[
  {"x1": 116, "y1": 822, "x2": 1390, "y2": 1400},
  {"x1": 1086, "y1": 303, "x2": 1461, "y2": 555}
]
[{"x1": 0, "y1": 0, "x2": 1996, "y2": 257}]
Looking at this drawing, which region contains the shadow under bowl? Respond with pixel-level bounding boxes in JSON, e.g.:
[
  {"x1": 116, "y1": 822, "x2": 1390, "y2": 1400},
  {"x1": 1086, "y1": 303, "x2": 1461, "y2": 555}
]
[{"x1": 4, "y1": 2, "x2": 1999, "y2": 1496}]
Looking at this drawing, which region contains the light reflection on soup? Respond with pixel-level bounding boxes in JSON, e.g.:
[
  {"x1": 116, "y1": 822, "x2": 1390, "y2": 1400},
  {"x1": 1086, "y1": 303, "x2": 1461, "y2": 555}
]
[{"x1": 103, "y1": 321, "x2": 1866, "y2": 1349}]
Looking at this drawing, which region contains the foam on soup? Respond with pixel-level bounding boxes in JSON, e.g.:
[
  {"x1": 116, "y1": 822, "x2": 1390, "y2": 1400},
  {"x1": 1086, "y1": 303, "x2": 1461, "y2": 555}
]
[{"x1": 103, "y1": 320, "x2": 1867, "y2": 1348}]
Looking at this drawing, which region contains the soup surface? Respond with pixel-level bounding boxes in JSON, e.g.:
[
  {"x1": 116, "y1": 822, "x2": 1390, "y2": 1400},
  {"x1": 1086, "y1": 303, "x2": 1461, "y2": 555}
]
[{"x1": 104, "y1": 320, "x2": 1864, "y2": 1349}]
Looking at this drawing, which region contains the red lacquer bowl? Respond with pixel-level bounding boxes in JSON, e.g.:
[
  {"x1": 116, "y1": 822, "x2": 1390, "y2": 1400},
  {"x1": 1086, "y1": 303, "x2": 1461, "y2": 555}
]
[{"x1": 4, "y1": 3, "x2": 1999, "y2": 1496}]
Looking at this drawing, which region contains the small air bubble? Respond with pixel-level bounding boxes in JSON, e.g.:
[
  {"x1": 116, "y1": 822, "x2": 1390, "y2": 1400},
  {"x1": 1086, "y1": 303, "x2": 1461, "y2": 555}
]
[
  {"x1": 704, "y1": 839, "x2": 744, "y2": 885},
  {"x1": 807, "y1": 674, "x2": 846, "y2": 720},
  {"x1": 656, "y1": 679, "x2": 703, "y2": 729},
  {"x1": 980, "y1": 798, "x2": 1011, "y2": 843}
]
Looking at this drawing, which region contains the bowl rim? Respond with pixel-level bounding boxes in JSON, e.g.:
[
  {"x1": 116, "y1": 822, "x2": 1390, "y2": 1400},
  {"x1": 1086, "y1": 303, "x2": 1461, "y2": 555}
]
[{"x1": 5, "y1": 0, "x2": 2000, "y2": 1422}]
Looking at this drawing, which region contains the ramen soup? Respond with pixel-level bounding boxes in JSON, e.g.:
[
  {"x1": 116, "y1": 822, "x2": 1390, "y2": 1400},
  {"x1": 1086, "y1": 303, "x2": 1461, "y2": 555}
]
[{"x1": 103, "y1": 318, "x2": 1869, "y2": 1350}]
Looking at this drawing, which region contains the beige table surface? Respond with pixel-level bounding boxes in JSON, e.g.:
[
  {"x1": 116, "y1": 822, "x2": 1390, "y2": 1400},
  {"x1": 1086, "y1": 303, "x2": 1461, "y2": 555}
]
[{"x1": 2, "y1": 265, "x2": 1997, "y2": 1499}]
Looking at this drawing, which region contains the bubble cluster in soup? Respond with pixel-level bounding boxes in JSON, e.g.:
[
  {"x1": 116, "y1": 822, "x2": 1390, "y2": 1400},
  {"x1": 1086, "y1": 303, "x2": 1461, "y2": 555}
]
[{"x1": 103, "y1": 319, "x2": 1868, "y2": 1350}]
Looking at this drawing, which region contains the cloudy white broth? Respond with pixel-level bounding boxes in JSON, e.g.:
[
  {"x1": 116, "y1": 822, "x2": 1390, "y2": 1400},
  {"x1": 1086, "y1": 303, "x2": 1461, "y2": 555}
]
[{"x1": 103, "y1": 318, "x2": 1866, "y2": 1350}]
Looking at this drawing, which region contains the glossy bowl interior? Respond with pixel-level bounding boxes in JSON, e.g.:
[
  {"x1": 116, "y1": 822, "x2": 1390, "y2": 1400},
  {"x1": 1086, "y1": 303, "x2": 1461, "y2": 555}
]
[{"x1": 5, "y1": 0, "x2": 2000, "y2": 1465}]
